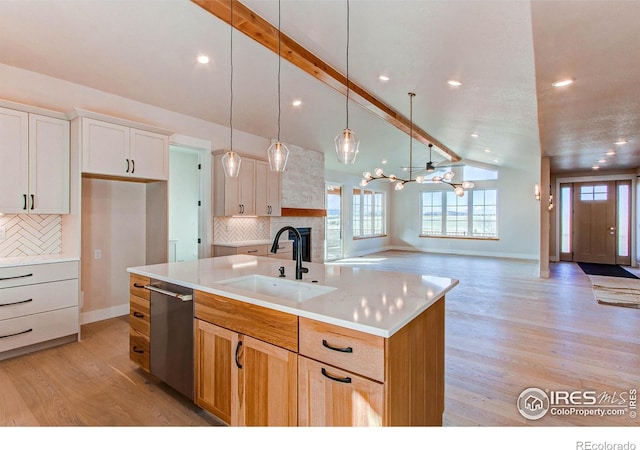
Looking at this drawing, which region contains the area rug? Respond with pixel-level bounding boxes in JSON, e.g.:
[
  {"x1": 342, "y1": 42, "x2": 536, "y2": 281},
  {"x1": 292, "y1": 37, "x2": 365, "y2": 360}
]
[
  {"x1": 577, "y1": 262, "x2": 639, "y2": 279},
  {"x1": 588, "y1": 275, "x2": 640, "y2": 308}
]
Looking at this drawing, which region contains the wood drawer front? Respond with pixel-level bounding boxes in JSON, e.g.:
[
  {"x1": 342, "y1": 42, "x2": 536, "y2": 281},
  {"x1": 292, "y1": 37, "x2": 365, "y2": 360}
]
[
  {"x1": 129, "y1": 328, "x2": 150, "y2": 372},
  {"x1": 235, "y1": 245, "x2": 268, "y2": 256},
  {"x1": 194, "y1": 290, "x2": 298, "y2": 352},
  {"x1": 129, "y1": 294, "x2": 150, "y2": 336},
  {"x1": 0, "y1": 279, "x2": 78, "y2": 321},
  {"x1": 0, "y1": 261, "x2": 78, "y2": 289},
  {"x1": 0, "y1": 307, "x2": 79, "y2": 353},
  {"x1": 299, "y1": 317, "x2": 385, "y2": 382},
  {"x1": 129, "y1": 274, "x2": 150, "y2": 300}
]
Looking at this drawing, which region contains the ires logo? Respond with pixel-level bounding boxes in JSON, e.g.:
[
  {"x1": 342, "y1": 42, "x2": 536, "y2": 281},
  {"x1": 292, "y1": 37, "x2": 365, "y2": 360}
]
[{"x1": 517, "y1": 387, "x2": 636, "y2": 420}]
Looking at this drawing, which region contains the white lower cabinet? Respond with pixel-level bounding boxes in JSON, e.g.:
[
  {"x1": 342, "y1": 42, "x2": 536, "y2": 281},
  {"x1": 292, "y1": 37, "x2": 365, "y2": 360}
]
[{"x1": 0, "y1": 261, "x2": 79, "y2": 358}]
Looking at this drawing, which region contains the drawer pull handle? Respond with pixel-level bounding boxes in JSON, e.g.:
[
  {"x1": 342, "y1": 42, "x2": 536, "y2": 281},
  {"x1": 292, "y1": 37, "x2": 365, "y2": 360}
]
[
  {"x1": 322, "y1": 339, "x2": 353, "y2": 353},
  {"x1": 30, "y1": 194, "x2": 35, "y2": 210},
  {"x1": 0, "y1": 298, "x2": 33, "y2": 307},
  {"x1": 321, "y1": 368, "x2": 352, "y2": 384},
  {"x1": 235, "y1": 341, "x2": 243, "y2": 369},
  {"x1": 247, "y1": 250, "x2": 258, "y2": 253},
  {"x1": 132, "y1": 312, "x2": 144, "y2": 318},
  {"x1": 133, "y1": 283, "x2": 146, "y2": 288},
  {"x1": 0, "y1": 273, "x2": 34, "y2": 282},
  {"x1": 132, "y1": 346, "x2": 144, "y2": 354},
  {"x1": 23, "y1": 194, "x2": 27, "y2": 210},
  {"x1": 0, "y1": 328, "x2": 33, "y2": 339}
]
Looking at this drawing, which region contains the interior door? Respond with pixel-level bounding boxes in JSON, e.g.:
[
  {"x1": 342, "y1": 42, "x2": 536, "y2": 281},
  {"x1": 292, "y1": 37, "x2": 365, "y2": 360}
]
[{"x1": 572, "y1": 181, "x2": 616, "y2": 263}]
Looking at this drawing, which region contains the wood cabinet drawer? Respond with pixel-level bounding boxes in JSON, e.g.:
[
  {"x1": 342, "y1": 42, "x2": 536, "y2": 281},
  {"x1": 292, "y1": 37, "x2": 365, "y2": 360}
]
[
  {"x1": 129, "y1": 294, "x2": 150, "y2": 336},
  {"x1": 213, "y1": 244, "x2": 269, "y2": 257},
  {"x1": 129, "y1": 328, "x2": 150, "y2": 372},
  {"x1": 299, "y1": 317, "x2": 385, "y2": 382},
  {"x1": 0, "y1": 307, "x2": 78, "y2": 353},
  {"x1": 194, "y1": 290, "x2": 298, "y2": 352},
  {"x1": 0, "y1": 261, "x2": 78, "y2": 289},
  {"x1": 0, "y1": 279, "x2": 78, "y2": 321},
  {"x1": 129, "y1": 274, "x2": 150, "y2": 300}
]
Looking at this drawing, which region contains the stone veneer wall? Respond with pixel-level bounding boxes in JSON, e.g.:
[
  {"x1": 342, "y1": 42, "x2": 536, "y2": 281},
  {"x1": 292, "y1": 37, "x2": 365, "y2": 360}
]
[
  {"x1": 0, "y1": 214, "x2": 62, "y2": 257},
  {"x1": 271, "y1": 143, "x2": 325, "y2": 263}
]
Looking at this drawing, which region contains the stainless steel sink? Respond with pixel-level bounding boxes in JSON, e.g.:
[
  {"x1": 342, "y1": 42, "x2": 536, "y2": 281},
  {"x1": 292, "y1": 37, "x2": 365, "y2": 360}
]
[{"x1": 216, "y1": 274, "x2": 335, "y2": 302}]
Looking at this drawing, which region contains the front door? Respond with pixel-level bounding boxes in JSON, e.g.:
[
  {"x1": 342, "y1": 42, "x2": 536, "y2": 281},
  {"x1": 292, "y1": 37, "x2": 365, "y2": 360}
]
[{"x1": 572, "y1": 181, "x2": 616, "y2": 264}]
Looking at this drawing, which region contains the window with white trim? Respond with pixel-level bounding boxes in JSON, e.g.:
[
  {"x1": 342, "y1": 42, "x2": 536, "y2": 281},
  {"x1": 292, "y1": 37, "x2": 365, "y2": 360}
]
[
  {"x1": 353, "y1": 188, "x2": 386, "y2": 238},
  {"x1": 420, "y1": 189, "x2": 498, "y2": 238}
]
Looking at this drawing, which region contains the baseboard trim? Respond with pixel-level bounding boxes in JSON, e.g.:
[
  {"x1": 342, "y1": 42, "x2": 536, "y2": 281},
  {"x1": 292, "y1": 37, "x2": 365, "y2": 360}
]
[
  {"x1": 389, "y1": 245, "x2": 538, "y2": 261},
  {"x1": 81, "y1": 304, "x2": 129, "y2": 325}
]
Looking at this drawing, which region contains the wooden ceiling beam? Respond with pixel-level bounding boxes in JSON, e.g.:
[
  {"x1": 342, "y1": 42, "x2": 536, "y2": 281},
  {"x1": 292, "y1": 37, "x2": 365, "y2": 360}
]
[{"x1": 191, "y1": 0, "x2": 461, "y2": 162}]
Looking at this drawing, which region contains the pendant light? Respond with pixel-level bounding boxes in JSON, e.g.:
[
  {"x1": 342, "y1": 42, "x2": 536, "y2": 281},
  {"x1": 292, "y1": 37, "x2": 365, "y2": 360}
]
[
  {"x1": 334, "y1": 0, "x2": 359, "y2": 164},
  {"x1": 266, "y1": 0, "x2": 290, "y2": 172},
  {"x1": 222, "y1": 0, "x2": 241, "y2": 177}
]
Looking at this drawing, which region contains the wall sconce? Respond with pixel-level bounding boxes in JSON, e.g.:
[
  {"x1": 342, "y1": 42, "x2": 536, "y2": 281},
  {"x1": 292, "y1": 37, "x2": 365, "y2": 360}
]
[{"x1": 534, "y1": 184, "x2": 541, "y2": 201}]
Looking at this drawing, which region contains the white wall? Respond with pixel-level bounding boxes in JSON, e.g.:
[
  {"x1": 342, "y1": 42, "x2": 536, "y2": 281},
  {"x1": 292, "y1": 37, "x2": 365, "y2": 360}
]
[{"x1": 389, "y1": 165, "x2": 540, "y2": 260}]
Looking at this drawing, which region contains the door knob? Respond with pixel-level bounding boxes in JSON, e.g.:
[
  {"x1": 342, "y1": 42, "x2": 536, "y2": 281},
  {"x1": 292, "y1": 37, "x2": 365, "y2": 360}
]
[{"x1": 609, "y1": 226, "x2": 616, "y2": 235}]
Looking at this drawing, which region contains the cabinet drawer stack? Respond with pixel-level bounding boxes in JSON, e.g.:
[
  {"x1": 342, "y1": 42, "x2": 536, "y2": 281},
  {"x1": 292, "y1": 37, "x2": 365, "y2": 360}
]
[
  {"x1": 0, "y1": 261, "x2": 79, "y2": 358},
  {"x1": 129, "y1": 274, "x2": 150, "y2": 371}
]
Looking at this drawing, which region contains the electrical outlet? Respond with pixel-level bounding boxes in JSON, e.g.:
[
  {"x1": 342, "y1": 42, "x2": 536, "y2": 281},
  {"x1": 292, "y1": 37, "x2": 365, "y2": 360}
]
[
  {"x1": 94, "y1": 249, "x2": 102, "y2": 260},
  {"x1": 0, "y1": 226, "x2": 5, "y2": 240}
]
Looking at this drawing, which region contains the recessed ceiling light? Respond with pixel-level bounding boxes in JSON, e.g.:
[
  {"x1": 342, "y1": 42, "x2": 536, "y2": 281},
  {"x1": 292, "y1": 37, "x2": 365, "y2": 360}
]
[
  {"x1": 197, "y1": 55, "x2": 210, "y2": 64},
  {"x1": 552, "y1": 78, "x2": 574, "y2": 87},
  {"x1": 615, "y1": 139, "x2": 628, "y2": 145},
  {"x1": 447, "y1": 80, "x2": 463, "y2": 86},
  {"x1": 470, "y1": 133, "x2": 479, "y2": 138},
  {"x1": 484, "y1": 148, "x2": 491, "y2": 153},
  {"x1": 493, "y1": 159, "x2": 500, "y2": 163},
  {"x1": 381, "y1": 159, "x2": 388, "y2": 165},
  {"x1": 378, "y1": 75, "x2": 390, "y2": 82},
  {"x1": 605, "y1": 150, "x2": 616, "y2": 156},
  {"x1": 592, "y1": 165, "x2": 600, "y2": 170},
  {"x1": 292, "y1": 100, "x2": 302, "y2": 107},
  {"x1": 597, "y1": 159, "x2": 606, "y2": 163}
]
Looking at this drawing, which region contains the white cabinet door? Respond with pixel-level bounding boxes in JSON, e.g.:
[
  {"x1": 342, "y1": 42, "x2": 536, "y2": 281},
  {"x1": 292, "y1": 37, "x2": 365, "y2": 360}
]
[
  {"x1": 238, "y1": 158, "x2": 256, "y2": 216},
  {"x1": 82, "y1": 118, "x2": 130, "y2": 177},
  {"x1": 130, "y1": 128, "x2": 169, "y2": 181},
  {"x1": 0, "y1": 107, "x2": 28, "y2": 213},
  {"x1": 255, "y1": 160, "x2": 281, "y2": 217},
  {"x1": 28, "y1": 114, "x2": 70, "y2": 214}
]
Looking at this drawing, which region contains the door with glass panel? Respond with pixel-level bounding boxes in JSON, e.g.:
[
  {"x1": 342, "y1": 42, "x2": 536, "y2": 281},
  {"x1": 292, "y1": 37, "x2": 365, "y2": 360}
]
[
  {"x1": 325, "y1": 183, "x2": 343, "y2": 261},
  {"x1": 560, "y1": 181, "x2": 631, "y2": 264}
]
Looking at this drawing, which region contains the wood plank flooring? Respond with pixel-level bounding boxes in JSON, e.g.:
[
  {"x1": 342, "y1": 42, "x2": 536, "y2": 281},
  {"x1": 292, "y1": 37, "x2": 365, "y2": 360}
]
[{"x1": 0, "y1": 251, "x2": 638, "y2": 426}]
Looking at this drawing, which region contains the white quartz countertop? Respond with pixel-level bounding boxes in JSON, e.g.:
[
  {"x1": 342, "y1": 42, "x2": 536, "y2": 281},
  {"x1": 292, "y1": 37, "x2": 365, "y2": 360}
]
[
  {"x1": 0, "y1": 254, "x2": 80, "y2": 268},
  {"x1": 127, "y1": 255, "x2": 458, "y2": 338}
]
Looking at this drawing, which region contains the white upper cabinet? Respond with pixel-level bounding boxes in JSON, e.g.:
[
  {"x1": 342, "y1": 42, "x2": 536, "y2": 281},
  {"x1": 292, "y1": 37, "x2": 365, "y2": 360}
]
[
  {"x1": 81, "y1": 117, "x2": 169, "y2": 181},
  {"x1": 255, "y1": 160, "x2": 281, "y2": 217},
  {"x1": 0, "y1": 106, "x2": 69, "y2": 214},
  {"x1": 214, "y1": 154, "x2": 256, "y2": 216}
]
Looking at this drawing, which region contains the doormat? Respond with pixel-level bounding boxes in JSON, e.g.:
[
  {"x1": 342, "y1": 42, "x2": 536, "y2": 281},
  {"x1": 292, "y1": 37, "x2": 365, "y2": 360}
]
[
  {"x1": 577, "y1": 262, "x2": 639, "y2": 279},
  {"x1": 588, "y1": 275, "x2": 640, "y2": 309}
]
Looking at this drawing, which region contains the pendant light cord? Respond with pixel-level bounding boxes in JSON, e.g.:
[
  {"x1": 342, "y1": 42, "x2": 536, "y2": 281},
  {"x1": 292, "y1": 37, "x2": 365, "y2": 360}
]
[
  {"x1": 409, "y1": 93, "x2": 414, "y2": 180},
  {"x1": 229, "y1": 0, "x2": 234, "y2": 151},
  {"x1": 345, "y1": 0, "x2": 350, "y2": 130},
  {"x1": 277, "y1": 0, "x2": 282, "y2": 142}
]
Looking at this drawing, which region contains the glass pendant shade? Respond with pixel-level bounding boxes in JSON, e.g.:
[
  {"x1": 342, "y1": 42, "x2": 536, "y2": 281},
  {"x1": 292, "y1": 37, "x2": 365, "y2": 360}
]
[
  {"x1": 335, "y1": 128, "x2": 359, "y2": 164},
  {"x1": 222, "y1": 151, "x2": 242, "y2": 178},
  {"x1": 267, "y1": 141, "x2": 289, "y2": 172}
]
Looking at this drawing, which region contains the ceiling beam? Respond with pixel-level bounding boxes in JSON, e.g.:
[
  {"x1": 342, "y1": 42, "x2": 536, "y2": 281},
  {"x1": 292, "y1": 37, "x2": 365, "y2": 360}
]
[{"x1": 191, "y1": 0, "x2": 461, "y2": 162}]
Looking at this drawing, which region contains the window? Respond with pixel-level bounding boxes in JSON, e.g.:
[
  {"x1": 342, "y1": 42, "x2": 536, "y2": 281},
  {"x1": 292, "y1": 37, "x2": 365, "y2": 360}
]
[
  {"x1": 353, "y1": 188, "x2": 385, "y2": 238},
  {"x1": 580, "y1": 185, "x2": 607, "y2": 201},
  {"x1": 421, "y1": 189, "x2": 498, "y2": 238}
]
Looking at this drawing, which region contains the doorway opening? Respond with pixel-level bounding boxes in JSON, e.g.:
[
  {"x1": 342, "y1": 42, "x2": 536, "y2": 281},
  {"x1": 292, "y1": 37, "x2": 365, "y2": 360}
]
[
  {"x1": 325, "y1": 183, "x2": 343, "y2": 261},
  {"x1": 169, "y1": 145, "x2": 202, "y2": 262},
  {"x1": 559, "y1": 180, "x2": 631, "y2": 265}
]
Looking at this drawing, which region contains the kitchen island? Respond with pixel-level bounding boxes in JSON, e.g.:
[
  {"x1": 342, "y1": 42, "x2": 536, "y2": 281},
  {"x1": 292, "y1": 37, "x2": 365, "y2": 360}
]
[{"x1": 127, "y1": 255, "x2": 458, "y2": 426}]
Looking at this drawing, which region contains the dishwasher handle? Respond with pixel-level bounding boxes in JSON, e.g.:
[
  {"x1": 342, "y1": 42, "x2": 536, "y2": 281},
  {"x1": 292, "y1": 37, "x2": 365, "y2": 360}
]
[{"x1": 144, "y1": 284, "x2": 193, "y2": 301}]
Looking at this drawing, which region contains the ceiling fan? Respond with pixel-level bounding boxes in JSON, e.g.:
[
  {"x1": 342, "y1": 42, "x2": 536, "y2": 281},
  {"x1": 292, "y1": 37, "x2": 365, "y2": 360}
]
[{"x1": 400, "y1": 143, "x2": 465, "y2": 175}]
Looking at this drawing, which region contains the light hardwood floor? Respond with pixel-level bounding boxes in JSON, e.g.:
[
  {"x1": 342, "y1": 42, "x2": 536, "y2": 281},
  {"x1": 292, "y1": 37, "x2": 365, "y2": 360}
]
[{"x1": 0, "y1": 251, "x2": 638, "y2": 426}]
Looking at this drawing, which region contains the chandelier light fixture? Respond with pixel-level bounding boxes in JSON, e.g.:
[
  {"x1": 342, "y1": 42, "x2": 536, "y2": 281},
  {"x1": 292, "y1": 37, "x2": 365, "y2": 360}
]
[
  {"x1": 334, "y1": 0, "x2": 360, "y2": 164},
  {"x1": 222, "y1": 0, "x2": 241, "y2": 177},
  {"x1": 266, "y1": 0, "x2": 290, "y2": 172},
  {"x1": 360, "y1": 93, "x2": 474, "y2": 196}
]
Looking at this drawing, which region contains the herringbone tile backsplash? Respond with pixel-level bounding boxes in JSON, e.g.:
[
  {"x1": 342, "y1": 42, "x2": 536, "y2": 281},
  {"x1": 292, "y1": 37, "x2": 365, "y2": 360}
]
[
  {"x1": 213, "y1": 216, "x2": 270, "y2": 242},
  {"x1": 0, "y1": 214, "x2": 62, "y2": 257}
]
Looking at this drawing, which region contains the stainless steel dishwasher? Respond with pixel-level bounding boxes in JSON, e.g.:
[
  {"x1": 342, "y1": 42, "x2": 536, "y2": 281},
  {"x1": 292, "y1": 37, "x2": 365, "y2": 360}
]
[{"x1": 144, "y1": 279, "x2": 194, "y2": 401}]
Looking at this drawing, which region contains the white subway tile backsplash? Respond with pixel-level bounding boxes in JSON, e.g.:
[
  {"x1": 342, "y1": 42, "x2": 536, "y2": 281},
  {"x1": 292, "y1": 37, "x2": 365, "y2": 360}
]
[
  {"x1": 0, "y1": 214, "x2": 62, "y2": 257},
  {"x1": 213, "y1": 216, "x2": 270, "y2": 242}
]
